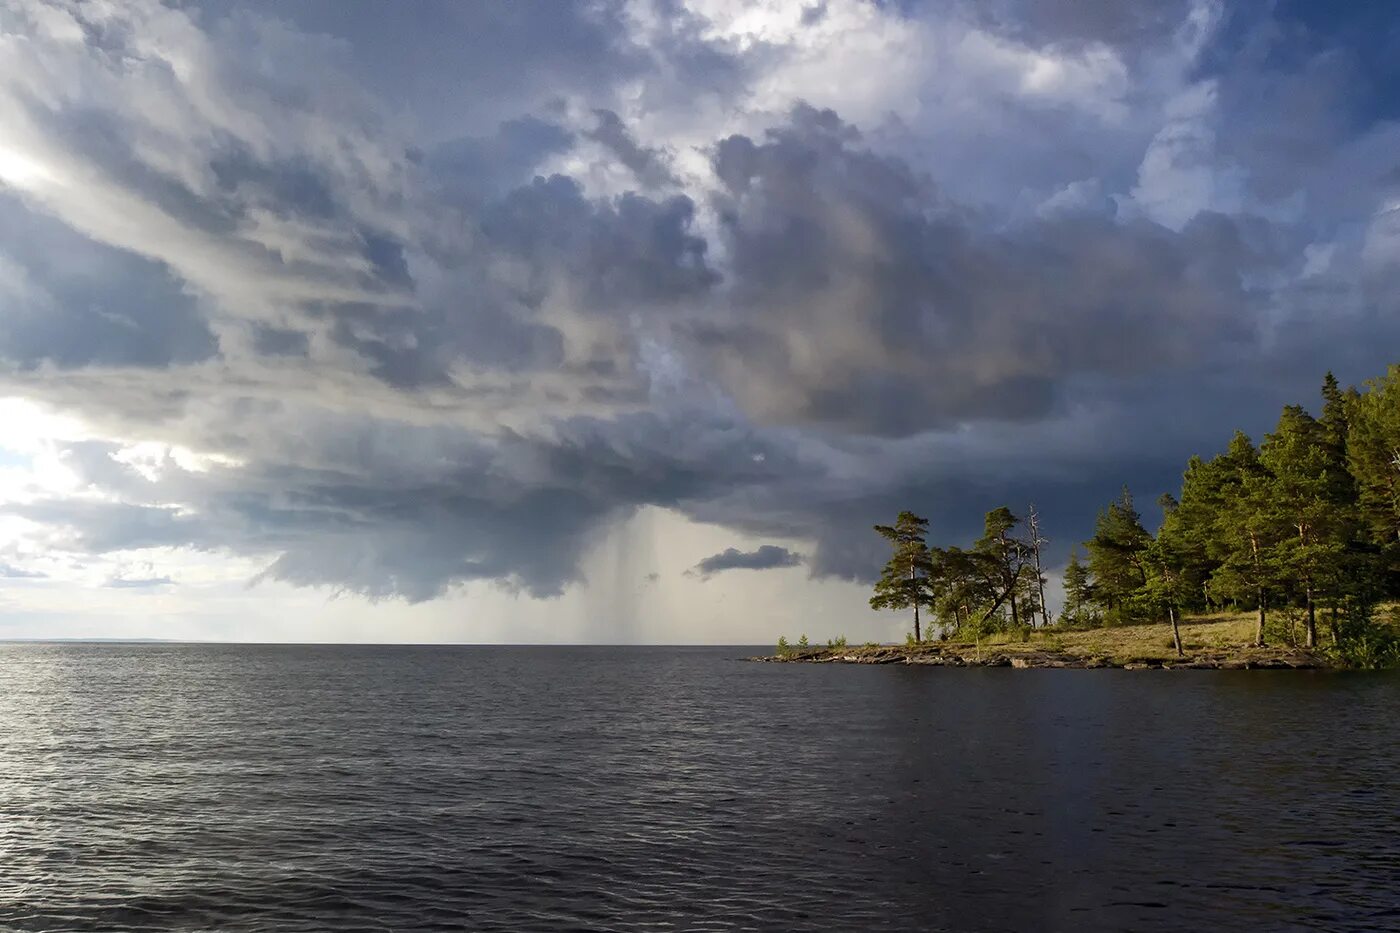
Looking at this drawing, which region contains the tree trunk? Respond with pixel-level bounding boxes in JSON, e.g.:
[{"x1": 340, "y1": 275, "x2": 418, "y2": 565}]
[
  {"x1": 1255, "y1": 589, "x2": 1266, "y2": 647},
  {"x1": 1028, "y1": 505, "x2": 1051, "y2": 628},
  {"x1": 977, "y1": 588, "x2": 1014, "y2": 627},
  {"x1": 1249, "y1": 531, "x2": 1265, "y2": 647},
  {"x1": 1168, "y1": 604, "x2": 1183, "y2": 658},
  {"x1": 909, "y1": 560, "x2": 921, "y2": 642},
  {"x1": 1329, "y1": 602, "x2": 1340, "y2": 647},
  {"x1": 1009, "y1": 589, "x2": 1019, "y2": 628},
  {"x1": 1305, "y1": 585, "x2": 1316, "y2": 649},
  {"x1": 1298, "y1": 524, "x2": 1316, "y2": 649}
]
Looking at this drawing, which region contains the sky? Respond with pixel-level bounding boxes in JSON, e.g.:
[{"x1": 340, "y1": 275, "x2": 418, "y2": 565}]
[{"x1": 1, "y1": 0, "x2": 1398, "y2": 643}]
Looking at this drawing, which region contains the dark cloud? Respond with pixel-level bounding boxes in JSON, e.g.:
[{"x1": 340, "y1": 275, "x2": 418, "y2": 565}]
[
  {"x1": 220, "y1": 1, "x2": 650, "y2": 132},
  {"x1": 5, "y1": 501, "x2": 208, "y2": 555},
  {"x1": 587, "y1": 109, "x2": 678, "y2": 189},
  {"x1": 426, "y1": 117, "x2": 576, "y2": 202},
  {"x1": 0, "y1": 0, "x2": 1395, "y2": 620},
  {"x1": 1, "y1": 412, "x2": 816, "y2": 601},
  {"x1": 692, "y1": 105, "x2": 1269, "y2": 435},
  {"x1": 0, "y1": 195, "x2": 218, "y2": 369},
  {"x1": 687, "y1": 545, "x2": 805, "y2": 579},
  {"x1": 965, "y1": 0, "x2": 1195, "y2": 51}
]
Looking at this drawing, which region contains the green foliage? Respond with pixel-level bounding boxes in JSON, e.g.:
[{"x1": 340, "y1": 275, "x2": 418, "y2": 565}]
[
  {"x1": 972, "y1": 507, "x2": 1031, "y2": 628},
  {"x1": 870, "y1": 511, "x2": 935, "y2": 640},
  {"x1": 1347, "y1": 365, "x2": 1400, "y2": 550},
  {"x1": 1332, "y1": 605, "x2": 1400, "y2": 670},
  {"x1": 1086, "y1": 487, "x2": 1152, "y2": 623},
  {"x1": 776, "y1": 635, "x2": 790, "y2": 656},
  {"x1": 1059, "y1": 548, "x2": 1098, "y2": 626},
  {"x1": 826, "y1": 635, "x2": 848, "y2": 648},
  {"x1": 865, "y1": 361, "x2": 1400, "y2": 667},
  {"x1": 1258, "y1": 403, "x2": 1360, "y2": 645},
  {"x1": 1205, "y1": 432, "x2": 1290, "y2": 643},
  {"x1": 797, "y1": 634, "x2": 809, "y2": 649}
]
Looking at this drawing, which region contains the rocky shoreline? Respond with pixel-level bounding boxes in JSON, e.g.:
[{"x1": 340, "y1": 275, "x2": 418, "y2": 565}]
[{"x1": 749, "y1": 645, "x2": 1330, "y2": 670}]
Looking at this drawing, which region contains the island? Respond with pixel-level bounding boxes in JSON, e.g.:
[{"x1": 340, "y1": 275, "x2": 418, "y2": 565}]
[{"x1": 763, "y1": 364, "x2": 1400, "y2": 670}]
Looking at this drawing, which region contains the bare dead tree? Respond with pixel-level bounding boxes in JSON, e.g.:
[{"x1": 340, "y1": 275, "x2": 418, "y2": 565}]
[{"x1": 1027, "y1": 503, "x2": 1052, "y2": 628}]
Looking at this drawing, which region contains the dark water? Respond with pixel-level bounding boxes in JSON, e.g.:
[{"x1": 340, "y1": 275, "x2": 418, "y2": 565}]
[{"x1": 1, "y1": 645, "x2": 1397, "y2": 932}]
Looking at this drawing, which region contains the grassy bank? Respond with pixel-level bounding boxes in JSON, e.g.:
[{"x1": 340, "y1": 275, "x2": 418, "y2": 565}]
[{"x1": 755, "y1": 611, "x2": 1382, "y2": 669}]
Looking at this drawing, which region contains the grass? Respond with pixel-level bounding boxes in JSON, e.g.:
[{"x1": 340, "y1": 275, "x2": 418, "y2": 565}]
[
  {"x1": 943, "y1": 612, "x2": 1268, "y2": 665},
  {"x1": 767, "y1": 609, "x2": 1353, "y2": 668}
]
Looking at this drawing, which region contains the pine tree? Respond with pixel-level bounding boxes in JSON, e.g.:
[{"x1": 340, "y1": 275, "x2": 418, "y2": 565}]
[
  {"x1": 871, "y1": 511, "x2": 935, "y2": 641},
  {"x1": 1348, "y1": 365, "x2": 1400, "y2": 551},
  {"x1": 1151, "y1": 493, "x2": 1194, "y2": 657},
  {"x1": 1208, "y1": 432, "x2": 1282, "y2": 646},
  {"x1": 1170, "y1": 454, "x2": 1231, "y2": 612},
  {"x1": 1060, "y1": 548, "x2": 1095, "y2": 627},
  {"x1": 974, "y1": 507, "x2": 1027, "y2": 628},
  {"x1": 1260, "y1": 404, "x2": 1354, "y2": 647},
  {"x1": 1320, "y1": 371, "x2": 1350, "y2": 455},
  {"x1": 1085, "y1": 486, "x2": 1152, "y2": 623}
]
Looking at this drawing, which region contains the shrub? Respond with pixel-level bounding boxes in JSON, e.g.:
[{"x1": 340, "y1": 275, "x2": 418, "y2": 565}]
[
  {"x1": 1333, "y1": 605, "x2": 1400, "y2": 670},
  {"x1": 826, "y1": 635, "x2": 848, "y2": 648},
  {"x1": 776, "y1": 635, "x2": 791, "y2": 656},
  {"x1": 797, "y1": 634, "x2": 809, "y2": 649}
]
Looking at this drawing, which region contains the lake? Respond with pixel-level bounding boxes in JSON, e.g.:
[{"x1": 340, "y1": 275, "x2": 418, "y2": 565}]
[{"x1": 1, "y1": 644, "x2": 1396, "y2": 931}]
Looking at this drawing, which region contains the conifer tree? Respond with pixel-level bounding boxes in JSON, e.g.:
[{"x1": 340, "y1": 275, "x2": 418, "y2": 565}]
[
  {"x1": 871, "y1": 511, "x2": 935, "y2": 641},
  {"x1": 1320, "y1": 371, "x2": 1351, "y2": 456},
  {"x1": 1169, "y1": 454, "x2": 1232, "y2": 612},
  {"x1": 1151, "y1": 493, "x2": 1193, "y2": 657},
  {"x1": 1060, "y1": 549, "x2": 1094, "y2": 626},
  {"x1": 975, "y1": 507, "x2": 1027, "y2": 628},
  {"x1": 1260, "y1": 404, "x2": 1354, "y2": 647},
  {"x1": 1085, "y1": 486, "x2": 1151, "y2": 622},
  {"x1": 1208, "y1": 432, "x2": 1281, "y2": 646},
  {"x1": 1347, "y1": 365, "x2": 1400, "y2": 551}
]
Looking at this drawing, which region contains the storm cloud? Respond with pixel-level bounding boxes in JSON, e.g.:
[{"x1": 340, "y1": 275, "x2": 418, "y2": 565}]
[
  {"x1": 0, "y1": 0, "x2": 1397, "y2": 632},
  {"x1": 688, "y1": 546, "x2": 805, "y2": 580}
]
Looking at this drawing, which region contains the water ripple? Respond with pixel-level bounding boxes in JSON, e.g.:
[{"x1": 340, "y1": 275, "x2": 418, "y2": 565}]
[{"x1": 1, "y1": 645, "x2": 1397, "y2": 931}]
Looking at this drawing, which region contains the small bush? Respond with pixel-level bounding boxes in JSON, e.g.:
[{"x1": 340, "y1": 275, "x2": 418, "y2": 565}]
[
  {"x1": 1333, "y1": 605, "x2": 1400, "y2": 669},
  {"x1": 776, "y1": 635, "x2": 791, "y2": 656},
  {"x1": 797, "y1": 634, "x2": 809, "y2": 649},
  {"x1": 827, "y1": 635, "x2": 848, "y2": 648}
]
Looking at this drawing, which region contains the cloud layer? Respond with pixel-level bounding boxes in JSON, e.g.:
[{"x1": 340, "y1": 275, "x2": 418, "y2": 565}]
[{"x1": 1, "y1": 0, "x2": 1398, "y2": 635}]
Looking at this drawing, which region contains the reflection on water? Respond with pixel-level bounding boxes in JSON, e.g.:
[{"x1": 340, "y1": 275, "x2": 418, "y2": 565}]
[{"x1": 1, "y1": 644, "x2": 1397, "y2": 931}]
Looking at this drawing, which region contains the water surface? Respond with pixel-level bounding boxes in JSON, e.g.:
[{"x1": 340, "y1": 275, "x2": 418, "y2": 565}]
[{"x1": 1, "y1": 644, "x2": 1397, "y2": 931}]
